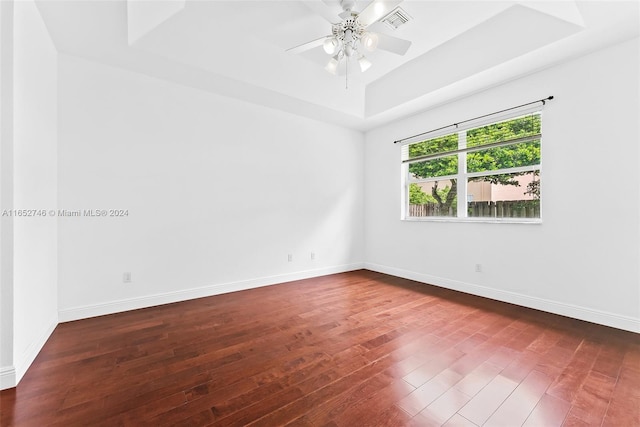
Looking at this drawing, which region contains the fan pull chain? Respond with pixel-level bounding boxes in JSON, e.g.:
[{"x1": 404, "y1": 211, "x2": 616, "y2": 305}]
[{"x1": 345, "y1": 57, "x2": 349, "y2": 89}]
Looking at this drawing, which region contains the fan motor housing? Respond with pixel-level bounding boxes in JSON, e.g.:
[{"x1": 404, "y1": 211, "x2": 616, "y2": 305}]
[{"x1": 332, "y1": 17, "x2": 365, "y2": 44}]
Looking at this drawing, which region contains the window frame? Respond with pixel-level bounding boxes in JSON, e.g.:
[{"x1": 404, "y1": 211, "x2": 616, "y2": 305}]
[{"x1": 401, "y1": 108, "x2": 543, "y2": 224}]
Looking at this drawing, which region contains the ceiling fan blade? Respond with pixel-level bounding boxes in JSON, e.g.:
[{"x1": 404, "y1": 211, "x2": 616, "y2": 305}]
[
  {"x1": 286, "y1": 36, "x2": 331, "y2": 54},
  {"x1": 370, "y1": 31, "x2": 411, "y2": 55},
  {"x1": 303, "y1": 1, "x2": 340, "y2": 24},
  {"x1": 357, "y1": 0, "x2": 402, "y2": 28}
]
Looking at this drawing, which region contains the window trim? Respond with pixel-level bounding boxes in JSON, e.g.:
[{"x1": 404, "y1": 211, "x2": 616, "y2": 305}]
[{"x1": 401, "y1": 109, "x2": 543, "y2": 223}]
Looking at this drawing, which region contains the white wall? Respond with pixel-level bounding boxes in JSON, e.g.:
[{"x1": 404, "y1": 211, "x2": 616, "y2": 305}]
[
  {"x1": 0, "y1": 0, "x2": 16, "y2": 389},
  {"x1": 364, "y1": 37, "x2": 640, "y2": 333},
  {"x1": 57, "y1": 55, "x2": 364, "y2": 320},
  {"x1": 6, "y1": 0, "x2": 59, "y2": 387}
]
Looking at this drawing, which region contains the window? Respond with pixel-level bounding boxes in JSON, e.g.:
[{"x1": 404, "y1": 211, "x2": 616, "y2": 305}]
[{"x1": 402, "y1": 111, "x2": 542, "y2": 221}]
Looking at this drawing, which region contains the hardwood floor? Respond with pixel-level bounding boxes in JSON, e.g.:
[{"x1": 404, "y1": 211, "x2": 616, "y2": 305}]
[{"x1": 1, "y1": 270, "x2": 638, "y2": 426}]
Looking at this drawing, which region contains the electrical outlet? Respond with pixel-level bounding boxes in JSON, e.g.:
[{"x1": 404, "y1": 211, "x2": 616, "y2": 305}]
[
  {"x1": 123, "y1": 272, "x2": 132, "y2": 283},
  {"x1": 475, "y1": 264, "x2": 482, "y2": 273},
  {"x1": 311, "y1": 252, "x2": 316, "y2": 260},
  {"x1": 287, "y1": 254, "x2": 293, "y2": 262}
]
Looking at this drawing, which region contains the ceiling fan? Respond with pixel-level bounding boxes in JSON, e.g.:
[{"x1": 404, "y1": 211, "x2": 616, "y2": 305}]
[{"x1": 287, "y1": 0, "x2": 412, "y2": 78}]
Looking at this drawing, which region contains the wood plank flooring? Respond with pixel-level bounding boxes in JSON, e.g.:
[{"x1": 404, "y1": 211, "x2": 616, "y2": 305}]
[{"x1": 1, "y1": 270, "x2": 638, "y2": 426}]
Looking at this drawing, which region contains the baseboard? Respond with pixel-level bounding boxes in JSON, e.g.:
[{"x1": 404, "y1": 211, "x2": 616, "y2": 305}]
[
  {"x1": 59, "y1": 263, "x2": 365, "y2": 323},
  {"x1": 0, "y1": 365, "x2": 16, "y2": 390},
  {"x1": 0, "y1": 314, "x2": 58, "y2": 390},
  {"x1": 364, "y1": 262, "x2": 640, "y2": 334},
  {"x1": 14, "y1": 315, "x2": 58, "y2": 385}
]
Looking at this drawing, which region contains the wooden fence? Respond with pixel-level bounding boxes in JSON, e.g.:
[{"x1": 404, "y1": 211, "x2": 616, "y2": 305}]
[
  {"x1": 408, "y1": 204, "x2": 455, "y2": 217},
  {"x1": 409, "y1": 200, "x2": 540, "y2": 218}
]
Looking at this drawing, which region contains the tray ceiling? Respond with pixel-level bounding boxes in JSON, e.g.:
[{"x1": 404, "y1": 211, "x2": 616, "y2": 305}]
[{"x1": 35, "y1": 0, "x2": 639, "y2": 130}]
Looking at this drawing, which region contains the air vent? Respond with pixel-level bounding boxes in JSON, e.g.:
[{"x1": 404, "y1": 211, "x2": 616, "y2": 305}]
[{"x1": 380, "y1": 7, "x2": 412, "y2": 30}]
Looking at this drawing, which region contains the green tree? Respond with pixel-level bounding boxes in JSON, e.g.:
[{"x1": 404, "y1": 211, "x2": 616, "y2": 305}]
[
  {"x1": 407, "y1": 134, "x2": 458, "y2": 212},
  {"x1": 524, "y1": 171, "x2": 541, "y2": 199},
  {"x1": 408, "y1": 115, "x2": 541, "y2": 212},
  {"x1": 409, "y1": 183, "x2": 455, "y2": 206},
  {"x1": 409, "y1": 183, "x2": 431, "y2": 204}
]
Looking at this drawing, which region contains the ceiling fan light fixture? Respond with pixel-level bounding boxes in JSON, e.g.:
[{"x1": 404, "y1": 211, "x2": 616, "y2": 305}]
[
  {"x1": 323, "y1": 37, "x2": 339, "y2": 55},
  {"x1": 286, "y1": 0, "x2": 413, "y2": 87},
  {"x1": 358, "y1": 55, "x2": 372, "y2": 72},
  {"x1": 325, "y1": 57, "x2": 340, "y2": 75},
  {"x1": 344, "y1": 43, "x2": 355, "y2": 57},
  {"x1": 343, "y1": 29, "x2": 353, "y2": 43}
]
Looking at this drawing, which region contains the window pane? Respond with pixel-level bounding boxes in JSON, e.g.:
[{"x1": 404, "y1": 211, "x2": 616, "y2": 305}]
[
  {"x1": 467, "y1": 140, "x2": 540, "y2": 173},
  {"x1": 467, "y1": 171, "x2": 540, "y2": 218},
  {"x1": 467, "y1": 113, "x2": 541, "y2": 148},
  {"x1": 409, "y1": 155, "x2": 458, "y2": 179},
  {"x1": 406, "y1": 133, "x2": 458, "y2": 159},
  {"x1": 408, "y1": 180, "x2": 458, "y2": 217}
]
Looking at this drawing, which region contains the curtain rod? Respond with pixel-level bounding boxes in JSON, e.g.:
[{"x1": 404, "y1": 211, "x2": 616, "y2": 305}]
[{"x1": 393, "y1": 95, "x2": 554, "y2": 144}]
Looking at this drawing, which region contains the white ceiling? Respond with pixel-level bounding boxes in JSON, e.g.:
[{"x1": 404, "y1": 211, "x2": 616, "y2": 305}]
[{"x1": 35, "y1": 0, "x2": 639, "y2": 130}]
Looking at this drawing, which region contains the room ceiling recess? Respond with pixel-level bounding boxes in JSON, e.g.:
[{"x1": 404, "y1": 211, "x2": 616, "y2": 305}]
[{"x1": 33, "y1": 1, "x2": 640, "y2": 130}]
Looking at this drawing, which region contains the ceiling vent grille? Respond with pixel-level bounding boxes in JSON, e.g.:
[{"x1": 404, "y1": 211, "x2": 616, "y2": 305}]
[{"x1": 380, "y1": 7, "x2": 412, "y2": 30}]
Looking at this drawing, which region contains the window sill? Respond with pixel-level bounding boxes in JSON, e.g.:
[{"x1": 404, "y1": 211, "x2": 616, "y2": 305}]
[{"x1": 402, "y1": 216, "x2": 542, "y2": 224}]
